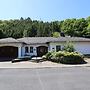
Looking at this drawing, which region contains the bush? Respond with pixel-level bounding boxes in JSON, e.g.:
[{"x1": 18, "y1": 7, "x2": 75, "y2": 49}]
[
  {"x1": 42, "y1": 55, "x2": 46, "y2": 59},
  {"x1": 62, "y1": 41, "x2": 75, "y2": 52},
  {"x1": 55, "y1": 51, "x2": 64, "y2": 57},
  {"x1": 60, "y1": 52, "x2": 85, "y2": 64},
  {"x1": 42, "y1": 55, "x2": 47, "y2": 61},
  {"x1": 45, "y1": 51, "x2": 53, "y2": 60},
  {"x1": 45, "y1": 51, "x2": 85, "y2": 64}
]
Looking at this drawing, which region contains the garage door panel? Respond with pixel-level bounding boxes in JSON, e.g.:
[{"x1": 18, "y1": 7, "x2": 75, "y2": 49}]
[
  {"x1": 74, "y1": 42, "x2": 90, "y2": 54},
  {"x1": 0, "y1": 46, "x2": 18, "y2": 58}
]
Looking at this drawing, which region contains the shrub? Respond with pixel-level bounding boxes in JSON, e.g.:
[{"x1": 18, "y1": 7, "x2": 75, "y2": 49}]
[
  {"x1": 53, "y1": 32, "x2": 60, "y2": 38},
  {"x1": 60, "y1": 52, "x2": 85, "y2": 64},
  {"x1": 45, "y1": 51, "x2": 85, "y2": 64},
  {"x1": 42, "y1": 55, "x2": 46, "y2": 59},
  {"x1": 42, "y1": 55, "x2": 47, "y2": 61},
  {"x1": 62, "y1": 41, "x2": 75, "y2": 52},
  {"x1": 45, "y1": 51, "x2": 53, "y2": 60},
  {"x1": 55, "y1": 51, "x2": 64, "y2": 57}
]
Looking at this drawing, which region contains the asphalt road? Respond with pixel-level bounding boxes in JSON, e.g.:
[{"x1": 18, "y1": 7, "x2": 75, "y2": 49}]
[{"x1": 0, "y1": 67, "x2": 90, "y2": 90}]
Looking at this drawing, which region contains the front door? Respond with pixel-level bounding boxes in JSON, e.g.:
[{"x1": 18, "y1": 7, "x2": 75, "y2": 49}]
[{"x1": 37, "y1": 46, "x2": 48, "y2": 57}]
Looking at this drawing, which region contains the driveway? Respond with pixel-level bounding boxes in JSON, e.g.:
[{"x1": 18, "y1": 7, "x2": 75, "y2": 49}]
[
  {"x1": 0, "y1": 67, "x2": 90, "y2": 90},
  {"x1": 0, "y1": 58, "x2": 90, "y2": 68},
  {"x1": 0, "y1": 60, "x2": 88, "y2": 68}
]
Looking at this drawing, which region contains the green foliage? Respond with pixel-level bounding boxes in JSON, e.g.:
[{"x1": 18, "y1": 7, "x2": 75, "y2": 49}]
[
  {"x1": 0, "y1": 17, "x2": 89, "y2": 38},
  {"x1": 86, "y1": 24, "x2": 90, "y2": 37},
  {"x1": 55, "y1": 51, "x2": 64, "y2": 57},
  {"x1": 42, "y1": 55, "x2": 46, "y2": 60},
  {"x1": 45, "y1": 51, "x2": 53, "y2": 60},
  {"x1": 45, "y1": 51, "x2": 85, "y2": 64},
  {"x1": 62, "y1": 42, "x2": 75, "y2": 52},
  {"x1": 60, "y1": 52, "x2": 85, "y2": 64},
  {"x1": 0, "y1": 29, "x2": 5, "y2": 38},
  {"x1": 53, "y1": 32, "x2": 60, "y2": 37}
]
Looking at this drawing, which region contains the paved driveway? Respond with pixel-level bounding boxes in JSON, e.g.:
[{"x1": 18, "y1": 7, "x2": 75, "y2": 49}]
[
  {"x1": 0, "y1": 67, "x2": 90, "y2": 90},
  {"x1": 0, "y1": 59, "x2": 90, "y2": 68}
]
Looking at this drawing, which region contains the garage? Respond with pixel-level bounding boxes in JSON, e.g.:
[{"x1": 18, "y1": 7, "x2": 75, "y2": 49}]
[{"x1": 0, "y1": 46, "x2": 18, "y2": 59}]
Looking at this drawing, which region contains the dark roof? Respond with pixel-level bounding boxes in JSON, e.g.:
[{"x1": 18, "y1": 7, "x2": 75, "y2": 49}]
[
  {"x1": 0, "y1": 37, "x2": 90, "y2": 44},
  {"x1": 0, "y1": 38, "x2": 20, "y2": 44},
  {"x1": 17, "y1": 37, "x2": 90, "y2": 44}
]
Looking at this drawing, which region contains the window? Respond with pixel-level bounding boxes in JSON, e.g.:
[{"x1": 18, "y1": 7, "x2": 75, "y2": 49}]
[
  {"x1": 25, "y1": 47, "x2": 29, "y2": 53},
  {"x1": 56, "y1": 45, "x2": 61, "y2": 52},
  {"x1": 52, "y1": 48, "x2": 55, "y2": 51},
  {"x1": 30, "y1": 47, "x2": 33, "y2": 53}
]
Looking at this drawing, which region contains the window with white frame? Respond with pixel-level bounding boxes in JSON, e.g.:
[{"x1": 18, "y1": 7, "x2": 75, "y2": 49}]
[{"x1": 30, "y1": 47, "x2": 33, "y2": 53}]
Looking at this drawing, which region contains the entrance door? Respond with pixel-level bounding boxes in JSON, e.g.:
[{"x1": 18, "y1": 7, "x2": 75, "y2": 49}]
[
  {"x1": 0, "y1": 46, "x2": 18, "y2": 59},
  {"x1": 37, "y1": 46, "x2": 48, "y2": 57}
]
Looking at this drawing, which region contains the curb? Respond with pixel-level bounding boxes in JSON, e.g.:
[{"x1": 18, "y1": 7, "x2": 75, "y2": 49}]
[{"x1": 0, "y1": 64, "x2": 90, "y2": 69}]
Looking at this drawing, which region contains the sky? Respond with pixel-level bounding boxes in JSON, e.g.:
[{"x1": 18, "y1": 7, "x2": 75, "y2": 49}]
[{"x1": 0, "y1": 0, "x2": 90, "y2": 21}]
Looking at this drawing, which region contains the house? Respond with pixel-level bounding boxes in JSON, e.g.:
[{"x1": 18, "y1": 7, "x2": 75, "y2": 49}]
[{"x1": 0, "y1": 37, "x2": 90, "y2": 59}]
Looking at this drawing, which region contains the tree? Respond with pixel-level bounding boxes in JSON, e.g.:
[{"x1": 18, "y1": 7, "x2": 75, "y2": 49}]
[
  {"x1": 53, "y1": 32, "x2": 60, "y2": 38},
  {"x1": 36, "y1": 21, "x2": 44, "y2": 37},
  {"x1": 0, "y1": 16, "x2": 88, "y2": 38},
  {"x1": 23, "y1": 27, "x2": 32, "y2": 37},
  {"x1": 61, "y1": 19, "x2": 76, "y2": 37},
  {"x1": 84, "y1": 24, "x2": 90, "y2": 38},
  {"x1": 0, "y1": 29, "x2": 5, "y2": 38}
]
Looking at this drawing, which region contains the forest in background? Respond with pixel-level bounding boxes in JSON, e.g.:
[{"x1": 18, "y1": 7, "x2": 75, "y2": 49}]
[{"x1": 0, "y1": 16, "x2": 90, "y2": 38}]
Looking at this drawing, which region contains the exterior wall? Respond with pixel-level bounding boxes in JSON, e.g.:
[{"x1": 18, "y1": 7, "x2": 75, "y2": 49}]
[
  {"x1": 0, "y1": 43, "x2": 48, "y2": 58},
  {"x1": 0, "y1": 43, "x2": 22, "y2": 47},
  {"x1": 1, "y1": 41, "x2": 90, "y2": 58},
  {"x1": 21, "y1": 45, "x2": 37, "y2": 56},
  {"x1": 49, "y1": 42, "x2": 90, "y2": 54},
  {"x1": 49, "y1": 42, "x2": 65, "y2": 52},
  {"x1": 21, "y1": 44, "x2": 48, "y2": 57}
]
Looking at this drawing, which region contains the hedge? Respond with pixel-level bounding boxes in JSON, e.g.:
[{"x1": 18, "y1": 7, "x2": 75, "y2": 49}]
[{"x1": 44, "y1": 51, "x2": 85, "y2": 64}]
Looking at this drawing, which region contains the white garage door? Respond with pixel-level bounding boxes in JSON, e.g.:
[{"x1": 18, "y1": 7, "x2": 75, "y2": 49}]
[{"x1": 74, "y1": 42, "x2": 90, "y2": 54}]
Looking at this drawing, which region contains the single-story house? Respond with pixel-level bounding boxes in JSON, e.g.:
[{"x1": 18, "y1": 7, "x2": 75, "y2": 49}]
[{"x1": 0, "y1": 37, "x2": 90, "y2": 59}]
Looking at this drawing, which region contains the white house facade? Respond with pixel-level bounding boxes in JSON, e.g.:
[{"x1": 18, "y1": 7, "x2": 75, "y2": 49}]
[{"x1": 0, "y1": 37, "x2": 90, "y2": 59}]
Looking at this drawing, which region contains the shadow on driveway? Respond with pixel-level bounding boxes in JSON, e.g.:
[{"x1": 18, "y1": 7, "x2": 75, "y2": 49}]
[{"x1": 0, "y1": 58, "x2": 13, "y2": 62}]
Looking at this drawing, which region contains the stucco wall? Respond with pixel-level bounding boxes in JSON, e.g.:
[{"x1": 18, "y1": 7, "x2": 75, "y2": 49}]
[
  {"x1": 49, "y1": 42, "x2": 65, "y2": 52},
  {"x1": 49, "y1": 41, "x2": 90, "y2": 54},
  {"x1": 21, "y1": 44, "x2": 48, "y2": 57},
  {"x1": 0, "y1": 43, "x2": 22, "y2": 47},
  {"x1": 1, "y1": 41, "x2": 90, "y2": 58}
]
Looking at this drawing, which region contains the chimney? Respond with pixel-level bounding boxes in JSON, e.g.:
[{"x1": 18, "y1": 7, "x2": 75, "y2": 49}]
[{"x1": 60, "y1": 32, "x2": 65, "y2": 37}]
